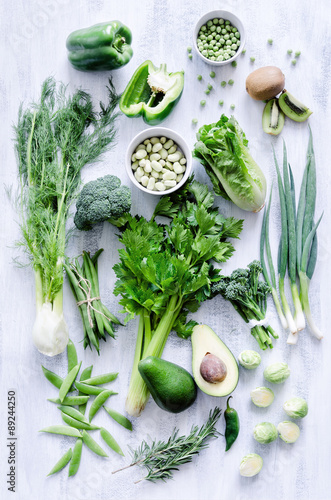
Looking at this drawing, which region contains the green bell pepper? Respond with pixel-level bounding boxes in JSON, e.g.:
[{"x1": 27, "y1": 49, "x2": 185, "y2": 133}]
[
  {"x1": 66, "y1": 21, "x2": 133, "y2": 71},
  {"x1": 119, "y1": 60, "x2": 184, "y2": 125}
]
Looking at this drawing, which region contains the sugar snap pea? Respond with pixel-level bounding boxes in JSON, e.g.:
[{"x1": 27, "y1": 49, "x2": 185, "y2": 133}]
[
  {"x1": 78, "y1": 365, "x2": 93, "y2": 415},
  {"x1": 61, "y1": 412, "x2": 100, "y2": 431},
  {"x1": 48, "y1": 395, "x2": 90, "y2": 406},
  {"x1": 83, "y1": 372, "x2": 118, "y2": 386},
  {"x1": 88, "y1": 390, "x2": 113, "y2": 423},
  {"x1": 82, "y1": 430, "x2": 108, "y2": 457},
  {"x1": 68, "y1": 438, "x2": 83, "y2": 477},
  {"x1": 42, "y1": 366, "x2": 64, "y2": 389},
  {"x1": 47, "y1": 448, "x2": 72, "y2": 476},
  {"x1": 59, "y1": 362, "x2": 82, "y2": 403},
  {"x1": 100, "y1": 427, "x2": 124, "y2": 456},
  {"x1": 75, "y1": 381, "x2": 117, "y2": 397},
  {"x1": 103, "y1": 406, "x2": 132, "y2": 431},
  {"x1": 67, "y1": 339, "x2": 78, "y2": 373},
  {"x1": 39, "y1": 425, "x2": 81, "y2": 438},
  {"x1": 58, "y1": 405, "x2": 91, "y2": 424}
]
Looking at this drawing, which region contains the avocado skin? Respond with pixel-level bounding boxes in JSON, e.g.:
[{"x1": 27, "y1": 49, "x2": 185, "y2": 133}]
[{"x1": 138, "y1": 356, "x2": 197, "y2": 413}]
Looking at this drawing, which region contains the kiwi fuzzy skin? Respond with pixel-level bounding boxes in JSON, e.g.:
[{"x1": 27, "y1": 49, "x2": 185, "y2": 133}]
[{"x1": 246, "y1": 66, "x2": 285, "y2": 100}]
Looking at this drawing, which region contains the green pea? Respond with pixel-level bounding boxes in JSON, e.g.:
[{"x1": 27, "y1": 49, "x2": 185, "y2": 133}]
[
  {"x1": 226, "y1": 25, "x2": 231, "y2": 31},
  {"x1": 217, "y1": 55, "x2": 224, "y2": 61},
  {"x1": 67, "y1": 339, "x2": 78, "y2": 373},
  {"x1": 210, "y1": 25, "x2": 216, "y2": 32},
  {"x1": 210, "y1": 56, "x2": 216, "y2": 60},
  {"x1": 221, "y1": 29, "x2": 227, "y2": 34},
  {"x1": 207, "y1": 20, "x2": 213, "y2": 27},
  {"x1": 210, "y1": 39, "x2": 216, "y2": 46},
  {"x1": 197, "y1": 74, "x2": 202, "y2": 81},
  {"x1": 242, "y1": 49, "x2": 247, "y2": 54},
  {"x1": 232, "y1": 27, "x2": 237, "y2": 33},
  {"x1": 225, "y1": 20, "x2": 230, "y2": 25},
  {"x1": 187, "y1": 46, "x2": 192, "y2": 52},
  {"x1": 230, "y1": 104, "x2": 236, "y2": 110},
  {"x1": 88, "y1": 390, "x2": 114, "y2": 423},
  {"x1": 59, "y1": 362, "x2": 81, "y2": 403},
  {"x1": 47, "y1": 448, "x2": 72, "y2": 476},
  {"x1": 216, "y1": 26, "x2": 222, "y2": 33},
  {"x1": 100, "y1": 427, "x2": 124, "y2": 456},
  {"x1": 291, "y1": 59, "x2": 297, "y2": 65},
  {"x1": 213, "y1": 18, "x2": 219, "y2": 24},
  {"x1": 42, "y1": 366, "x2": 64, "y2": 390},
  {"x1": 200, "y1": 25, "x2": 207, "y2": 31},
  {"x1": 82, "y1": 430, "x2": 108, "y2": 457},
  {"x1": 231, "y1": 61, "x2": 237, "y2": 67},
  {"x1": 39, "y1": 425, "x2": 81, "y2": 438},
  {"x1": 103, "y1": 406, "x2": 133, "y2": 431},
  {"x1": 205, "y1": 89, "x2": 210, "y2": 95},
  {"x1": 207, "y1": 83, "x2": 213, "y2": 90},
  {"x1": 68, "y1": 438, "x2": 83, "y2": 477},
  {"x1": 61, "y1": 412, "x2": 100, "y2": 431},
  {"x1": 221, "y1": 80, "x2": 227, "y2": 87},
  {"x1": 200, "y1": 100, "x2": 206, "y2": 106},
  {"x1": 250, "y1": 56, "x2": 255, "y2": 62},
  {"x1": 287, "y1": 49, "x2": 293, "y2": 55},
  {"x1": 219, "y1": 100, "x2": 224, "y2": 106},
  {"x1": 235, "y1": 32, "x2": 240, "y2": 39},
  {"x1": 268, "y1": 38, "x2": 273, "y2": 45},
  {"x1": 220, "y1": 37, "x2": 225, "y2": 45},
  {"x1": 202, "y1": 50, "x2": 208, "y2": 56},
  {"x1": 215, "y1": 34, "x2": 221, "y2": 40},
  {"x1": 192, "y1": 118, "x2": 198, "y2": 125},
  {"x1": 219, "y1": 18, "x2": 224, "y2": 24},
  {"x1": 295, "y1": 51, "x2": 301, "y2": 57},
  {"x1": 224, "y1": 34, "x2": 230, "y2": 40},
  {"x1": 188, "y1": 54, "x2": 193, "y2": 60},
  {"x1": 228, "y1": 79, "x2": 234, "y2": 85}
]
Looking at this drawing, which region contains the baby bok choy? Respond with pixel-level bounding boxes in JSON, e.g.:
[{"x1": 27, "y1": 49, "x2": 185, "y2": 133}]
[{"x1": 14, "y1": 77, "x2": 120, "y2": 356}]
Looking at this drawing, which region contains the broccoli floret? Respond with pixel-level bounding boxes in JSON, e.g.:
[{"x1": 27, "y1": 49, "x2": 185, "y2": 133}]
[{"x1": 74, "y1": 175, "x2": 131, "y2": 231}]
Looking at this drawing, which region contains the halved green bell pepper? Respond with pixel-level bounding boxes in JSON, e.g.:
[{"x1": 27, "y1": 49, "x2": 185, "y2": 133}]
[
  {"x1": 66, "y1": 21, "x2": 133, "y2": 71},
  {"x1": 119, "y1": 60, "x2": 184, "y2": 125}
]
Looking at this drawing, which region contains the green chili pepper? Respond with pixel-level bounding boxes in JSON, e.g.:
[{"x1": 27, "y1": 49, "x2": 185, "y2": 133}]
[
  {"x1": 119, "y1": 60, "x2": 184, "y2": 125},
  {"x1": 66, "y1": 21, "x2": 133, "y2": 71},
  {"x1": 224, "y1": 396, "x2": 240, "y2": 451}
]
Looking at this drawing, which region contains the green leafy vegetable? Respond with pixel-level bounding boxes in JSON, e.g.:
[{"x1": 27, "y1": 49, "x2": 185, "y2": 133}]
[
  {"x1": 14, "y1": 77, "x2": 120, "y2": 356},
  {"x1": 113, "y1": 178, "x2": 243, "y2": 416},
  {"x1": 193, "y1": 114, "x2": 267, "y2": 212}
]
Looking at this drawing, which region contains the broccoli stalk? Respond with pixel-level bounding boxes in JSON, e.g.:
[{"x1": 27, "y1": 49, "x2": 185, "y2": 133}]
[{"x1": 212, "y1": 260, "x2": 278, "y2": 350}]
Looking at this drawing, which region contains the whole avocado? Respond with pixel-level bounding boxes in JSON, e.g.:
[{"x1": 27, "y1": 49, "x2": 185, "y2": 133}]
[{"x1": 138, "y1": 356, "x2": 197, "y2": 413}]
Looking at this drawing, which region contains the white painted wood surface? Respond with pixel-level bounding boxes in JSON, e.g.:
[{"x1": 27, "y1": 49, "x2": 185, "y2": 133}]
[{"x1": 1, "y1": 0, "x2": 331, "y2": 499}]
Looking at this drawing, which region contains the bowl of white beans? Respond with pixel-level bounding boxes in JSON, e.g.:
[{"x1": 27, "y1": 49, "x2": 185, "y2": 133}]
[
  {"x1": 125, "y1": 127, "x2": 192, "y2": 195},
  {"x1": 193, "y1": 10, "x2": 245, "y2": 66}
]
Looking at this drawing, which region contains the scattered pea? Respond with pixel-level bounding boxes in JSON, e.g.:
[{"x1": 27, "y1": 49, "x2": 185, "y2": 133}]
[
  {"x1": 295, "y1": 51, "x2": 301, "y2": 57},
  {"x1": 230, "y1": 104, "x2": 236, "y2": 110},
  {"x1": 188, "y1": 54, "x2": 193, "y2": 60},
  {"x1": 287, "y1": 49, "x2": 293, "y2": 55},
  {"x1": 197, "y1": 74, "x2": 202, "y2": 81},
  {"x1": 291, "y1": 59, "x2": 297, "y2": 65},
  {"x1": 187, "y1": 46, "x2": 192, "y2": 53},
  {"x1": 200, "y1": 100, "x2": 206, "y2": 106},
  {"x1": 228, "y1": 79, "x2": 234, "y2": 85},
  {"x1": 192, "y1": 118, "x2": 198, "y2": 125},
  {"x1": 221, "y1": 81, "x2": 227, "y2": 87},
  {"x1": 231, "y1": 61, "x2": 237, "y2": 67},
  {"x1": 267, "y1": 38, "x2": 273, "y2": 45},
  {"x1": 209, "y1": 71, "x2": 216, "y2": 78},
  {"x1": 250, "y1": 56, "x2": 255, "y2": 62},
  {"x1": 242, "y1": 49, "x2": 246, "y2": 54},
  {"x1": 219, "y1": 100, "x2": 224, "y2": 106},
  {"x1": 205, "y1": 89, "x2": 210, "y2": 95}
]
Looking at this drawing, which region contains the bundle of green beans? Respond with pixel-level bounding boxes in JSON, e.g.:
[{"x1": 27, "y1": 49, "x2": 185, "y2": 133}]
[
  {"x1": 41, "y1": 340, "x2": 132, "y2": 477},
  {"x1": 64, "y1": 249, "x2": 122, "y2": 353},
  {"x1": 260, "y1": 129, "x2": 323, "y2": 343}
]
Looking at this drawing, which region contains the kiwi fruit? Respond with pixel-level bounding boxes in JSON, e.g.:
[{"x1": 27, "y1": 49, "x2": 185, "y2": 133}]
[
  {"x1": 278, "y1": 90, "x2": 312, "y2": 122},
  {"x1": 262, "y1": 98, "x2": 285, "y2": 135},
  {"x1": 246, "y1": 66, "x2": 285, "y2": 100}
]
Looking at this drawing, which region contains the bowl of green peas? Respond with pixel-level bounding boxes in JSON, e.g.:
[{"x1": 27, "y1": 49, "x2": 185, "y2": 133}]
[{"x1": 194, "y1": 10, "x2": 245, "y2": 65}]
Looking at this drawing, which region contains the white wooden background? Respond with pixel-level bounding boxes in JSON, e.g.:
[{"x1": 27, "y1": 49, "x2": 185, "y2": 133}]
[{"x1": 1, "y1": 0, "x2": 331, "y2": 499}]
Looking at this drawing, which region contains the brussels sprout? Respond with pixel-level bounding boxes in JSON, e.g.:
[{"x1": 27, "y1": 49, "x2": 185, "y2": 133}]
[
  {"x1": 238, "y1": 350, "x2": 261, "y2": 369},
  {"x1": 277, "y1": 421, "x2": 300, "y2": 443},
  {"x1": 239, "y1": 453, "x2": 263, "y2": 477},
  {"x1": 250, "y1": 387, "x2": 274, "y2": 407},
  {"x1": 263, "y1": 362, "x2": 290, "y2": 384},
  {"x1": 283, "y1": 397, "x2": 308, "y2": 418},
  {"x1": 253, "y1": 422, "x2": 278, "y2": 443}
]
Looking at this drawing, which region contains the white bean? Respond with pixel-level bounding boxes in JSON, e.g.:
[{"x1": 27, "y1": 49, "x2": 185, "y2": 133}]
[
  {"x1": 136, "y1": 166, "x2": 145, "y2": 177},
  {"x1": 165, "y1": 161, "x2": 173, "y2": 170},
  {"x1": 136, "y1": 144, "x2": 146, "y2": 152},
  {"x1": 173, "y1": 162, "x2": 184, "y2": 174},
  {"x1": 163, "y1": 170, "x2": 177, "y2": 181},
  {"x1": 152, "y1": 142, "x2": 162, "y2": 153},
  {"x1": 167, "y1": 145, "x2": 177, "y2": 155},
  {"x1": 155, "y1": 182, "x2": 166, "y2": 191},
  {"x1": 160, "y1": 136, "x2": 167, "y2": 144},
  {"x1": 151, "y1": 170, "x2": 160, "y2": 179},
  {"x1": 159, "y1": 159, "x2": 166, "y2": 166},
  {"x1": 131, "y1": 161, "x2": 139, "y2": 171},
  {"x1": 164, "y1": 180, "x2": 177, "y2": 188},
  {"x1": 144, "y1": 161, "x2": 152, "y2": 173},
  {"x1": 147, "y1": 177, "x2": 155, "y2": 190},
  {"x1": 135, "y1": 149, "x2": 148, "y2": 159},
  {"x1": 176, "y1": 174, "x2": 183, "y2": 182},
  {"x1": 143, "y1": 139, "x2": 150, "y2": 145},
  {"x1": 151, "y1": 160, "x2": 162, "y2": 172},
  {"x1": 134, "y1": 171, "x2": 143, "y2": 182},
  {"x1": 164, "y1": 139, "x2": 174, "y2": 150},
  {"x1": 150, "y1": 137, "x2": 159, "y2": 144},
  {"x1": 131, "y1": 153, "x2": 137, "y2": 162},
  {"x1": 180, "y1": 158, "x2": 187, "y2": 165},
  {"x1": 139, "y1": 159, "x2": 146, "y2": 167},
  {"x1": 150, "y1": 153, "x2": 161, "y2": 162},
  {"x1": 141, "y1": 175, "x2": 149, "y2": 187},
  {"x1": 146, "y1": 142, "x2": 152, "y2": 153},
  {"x1": 160, "y1": 148, "x2": 168, "y2": 160},
  {"x1": 168, "y1": 152, "x2": 182, "y2": 163}
]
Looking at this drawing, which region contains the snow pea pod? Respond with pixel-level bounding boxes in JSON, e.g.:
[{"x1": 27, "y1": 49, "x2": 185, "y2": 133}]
[
  {"x1": 47, "y1": 448, "x2": 72, "y2": 476},
  {"x1": 82, "y1": 430, "x2": 108, "y2": 457},
  {"x1": 88, "y1": 390, "x2": 113, "y2": 422},
  {"x1": 100, "y1": 427, "x2": 124, "y2": 456},
  {"x1": 59, "y1": 362, "x2": 82, "y2": 403},
  {"x1": 61, "y1": 412, "x2": 99, "y2": 431},
  {"x1": 75, "y1": 381, "x2": 118, "y2": 397},
  {"x1": 39, "y1": 425, "x2": 81, "y2": 438},
  {"x1": 68, "y1": 438, "x2": 83, "y2": 477},
  {"x1": 67, "y1": 339, "x2": 78, "y2": 373},
  {"x1": 48, "y1": 396, "x2": 90, "y2": 406},
  {"x1": 78, "y1": 365, "x2": 93, "y2": 415},
  {"x1": 224, "y1": 396, "x2": 240, "y2": 451},
  {"x1": 83, "y1": 372, "x2": 118, "y2": 386},
  {"x1": 103, "y1": 406, "x2": 132, "y2": 431},
  {"x1": 42, "y1": 366, "x2": 64, "y2": 389},
  {"x1": 58, "y1": 406, "x2": 90, "y2": 424}
]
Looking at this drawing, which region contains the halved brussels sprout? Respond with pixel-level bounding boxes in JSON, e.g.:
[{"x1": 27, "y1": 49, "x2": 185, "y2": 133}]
[
  {"x1": 239, "y1": 453, "x2": 263, "y2": 477},
  {"x1": 263, "y1": 362, "x2": 290, "y2": 384},
  {"x1": 277, "y1": 421, "x2": 300, "y2": 443},
  {"x1": 283, "y1": 397, "x2": 308, "y2": 418},
  {"x1": 250, "y1": 387, "x2": 274, "y2": 407},
  {"x1": 253, "y1": 422, "x2": 278, "y2": 443},
  {"x1": 238, "y1": 350, "x2": 261, "y2": 370}
]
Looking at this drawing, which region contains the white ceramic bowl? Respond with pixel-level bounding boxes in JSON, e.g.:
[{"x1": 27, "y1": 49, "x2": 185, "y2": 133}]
[
  {"x1": 193, "y1": 10, "x2": 246, "y2": 66},
  {"x1": 125, "y1": 127, "x2": 192, "y2": 196}
]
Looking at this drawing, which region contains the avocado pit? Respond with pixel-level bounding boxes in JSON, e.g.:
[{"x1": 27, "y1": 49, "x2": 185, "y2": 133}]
[{"x1": 200, "y1": 352, "x2": 227, "y2": 384}]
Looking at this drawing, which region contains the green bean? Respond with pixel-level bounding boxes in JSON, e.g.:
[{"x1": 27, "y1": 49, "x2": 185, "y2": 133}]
[
  {"x1": 58, "y1": 406, "x2": 91, "y2": 424},
  {"x1": 47, "y1": 448, "x2": 72, "y2": 476},
  {"x1": 83, "y1": 251, "x2": 105, "y2": 336},
  {"x1": 82, "y1": 430, "x2": 108, "y2": 457},
  {"x1": 75, "y1": 381, "x2": 118, "y2": 397},
  {"x1": 78, "y1": 365, "x2": 93, "y2": 415},
  {"x1": 61, "y1": 412, "x2": 100, "y2": 431},
  {"x1": 42, "y1": 366, "x2": 64, "y2": 389},
  {"x1": 103, "y1": 406, "x2": 132, "y2": 431},
  {"x1": 88, "y1": 390, "x2": 113, "y2": 423},
  {"x1": 39, "y1": 425, "x2": 81, "y2": 438},
  {"x1": 83, "y1": 373, "x2": 118, "y2": 386},
  {"x1": 68, "y1": 438, "x2": 83, "y2": 477},
  {"x1": 100, "y1": 427, "x2": 124, "y2": 456},
  {"x1": 102, "y1": 304, "x2": 122, "y2": 325},
  {"x1": 48, "y1": 396, "x2": 90, "y2": 406},
  {"x1": 67, "y1": 339, "x2": 78, "y2": 373},
  {"x1": 59, "y1": 362, "x2": 82, "y2": 403},
  {"x1": 90, "y1": 248, "x2": 104, "y2": 266}
]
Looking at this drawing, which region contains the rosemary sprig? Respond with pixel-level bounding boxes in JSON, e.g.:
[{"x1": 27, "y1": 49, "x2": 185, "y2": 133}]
[{"x1": 113, "y1": 407, "x2": 222, "y2": 483}]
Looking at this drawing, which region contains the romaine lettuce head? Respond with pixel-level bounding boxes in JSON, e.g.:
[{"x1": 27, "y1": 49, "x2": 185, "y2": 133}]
[{"x1": 193, "y1": 115, "x2": 267, "y2": 212}]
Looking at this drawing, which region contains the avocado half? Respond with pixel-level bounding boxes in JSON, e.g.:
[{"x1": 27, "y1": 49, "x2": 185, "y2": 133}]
[{"x1": 191, "y1": 325, "x2": 239, "y2": 397}]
